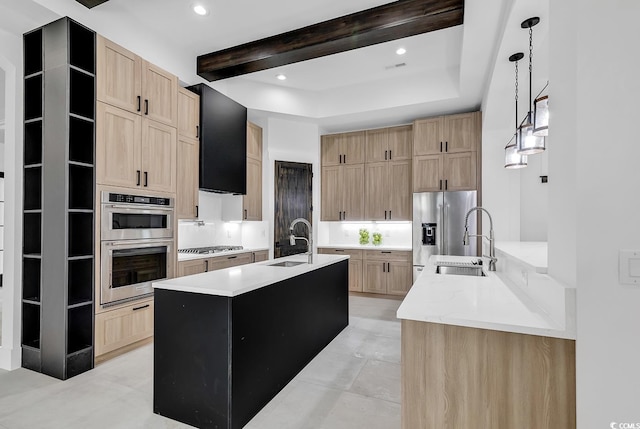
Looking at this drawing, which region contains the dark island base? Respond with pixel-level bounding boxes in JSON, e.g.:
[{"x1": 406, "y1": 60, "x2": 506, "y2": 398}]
[{"x1": 153, "y1": 260, "x2": 349, "y2": 429}]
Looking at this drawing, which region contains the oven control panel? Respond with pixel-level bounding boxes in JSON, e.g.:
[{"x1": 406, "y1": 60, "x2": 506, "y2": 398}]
[{"x1": 106, "y1": 192, "x2": 172, "y2": 206}]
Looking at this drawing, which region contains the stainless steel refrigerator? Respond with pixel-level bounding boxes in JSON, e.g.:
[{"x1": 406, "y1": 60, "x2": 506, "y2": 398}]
[{"x1": 413, "y1": 191, "x2": 478, "y2": 281}]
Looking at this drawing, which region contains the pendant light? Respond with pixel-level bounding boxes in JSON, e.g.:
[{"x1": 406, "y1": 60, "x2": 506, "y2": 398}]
[
  {"x1": 533, "y1": 87, "x2": 549, "y2": 136},
  {"x1": 517, "y1": 17, "x2": 545, "y2": 155},
  {"x1": 505, "y1": 52, "x2": 527, "y2": 169}
]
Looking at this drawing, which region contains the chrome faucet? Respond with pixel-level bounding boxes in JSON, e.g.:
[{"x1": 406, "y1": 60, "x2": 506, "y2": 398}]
[
  {"x1": 463, "y1": 207, "x2": 497, "y2": 271},
  {"x1": 289, "y1": 217, "x2": 314, "y2": 263}
]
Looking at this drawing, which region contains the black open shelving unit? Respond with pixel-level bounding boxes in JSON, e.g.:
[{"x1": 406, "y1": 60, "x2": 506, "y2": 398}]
[{"x1": 22, "y1": 17, "x2": 96, "y2": 380}]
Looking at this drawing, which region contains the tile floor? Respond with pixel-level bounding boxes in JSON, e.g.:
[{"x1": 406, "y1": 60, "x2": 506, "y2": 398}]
[{"x1": 0, "y1": 295, "x2": 402, "y2": 429}]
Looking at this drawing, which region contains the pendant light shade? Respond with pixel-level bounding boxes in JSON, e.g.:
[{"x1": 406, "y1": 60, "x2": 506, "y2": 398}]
[
  {"x1": 517, "y1": 114, "x2": 545, "y2": 154},
  {"x1": 505, "y1": 136, "x2": 527, "y2": 169},
  {"x1": 533, "y1": 94, "x2": 549, "y2": 136}
]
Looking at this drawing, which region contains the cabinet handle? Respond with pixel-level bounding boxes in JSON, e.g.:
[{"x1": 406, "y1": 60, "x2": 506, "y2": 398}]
[
  {"x1": 445, "y1": 141, "x2": 448, "y2": 152},
  {"x1": 228, "y1": 256, "x2": 237, "y2": 260},
  {"x1": 445, "y1": 179, "x2": 448, "y2": 190},
  {"x1": 343, "y1": 211, "x2": 346, "y2": 220},
  {"x1": 244, "y1": 209, "x2": 247, "y2": 219},
  {"x1": 440, "y1": 142, "x2": 443, "y2": 152},
  {"x1": 132, "y1": 304, "x2": 150, "y2": 311},
  {"x1": 144, "y1": 171, "x2": 148, "y2": 187},
  {"x1": 137, "y1": 96, "x2": 141, "y2": 112},
  {"x1": 384, "y1": 210, "x2": 387, "y2": 220},
  {"x1": 439, "y1": 179, "x2": 442, "y2": 191},
  {"x1": 335, "y1": 249, "x2": 345, "y2": 252},
  {"x1": 387, "y1": 262, "x2": 391, "y2": 272},
  {"x1": 144, "y1": 99, "x2": 149, "y2": 115},
  {"x1": 389, "y1": 150, "x2": 392, "y2": 160},
  {"x1": 196, "y1": 125, "x2": 199, "y2": 138},
  {"x1": 383, "y1": 262, "x2": 386, "y2": 273},
  {"x1": 205, "y1": 260, "x2": 209, "y2": 272},
  {"x1": 389, "y1": 210, "x2": 392, "y2": 219},
  {"x1": 382, "y1": 251, "x2": 391, "y2": 254},
  {"x1": 384, "y1": 150, "x2": 388, "y2": 161},
  {"x1": 136, "y1": 170, "x2": 141, "y2": 186},
  {"x1": 344, "y1": 154, "x2": 346, "y2": 163},
  {"x1": 196, "y1": 205, "x2": 199, "y2": 218}
]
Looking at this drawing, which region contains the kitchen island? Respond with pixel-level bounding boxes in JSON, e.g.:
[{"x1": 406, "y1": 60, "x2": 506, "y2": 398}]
[
  {"x1": 152, "y1": 254, "x2": 349, "y2": 429},
  {"x1": 398, "y1": 255, "x2": 576, "y2": 429}
]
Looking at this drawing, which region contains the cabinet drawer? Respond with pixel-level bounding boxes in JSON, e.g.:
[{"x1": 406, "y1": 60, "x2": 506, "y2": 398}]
[
  {"x1": 318, "y1": 247, "x2": 363, "y2": 259},
  {"x1": 95, "y1": 299, "x2": 154, "y2": 356},
  {"x1": 208, "y1": 252, "x2": 254, "y2": 271},
  {"x1": 364, "y1": 250, "x2": 411, "y2": 262},
  {"x1": 252, "y1": 250, "x2": 269, "y2": 262}
]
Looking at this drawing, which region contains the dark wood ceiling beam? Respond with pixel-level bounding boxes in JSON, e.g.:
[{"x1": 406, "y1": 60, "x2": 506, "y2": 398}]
[{"x1": 197, "y1": 0, "x2": 464, "y2": 81}]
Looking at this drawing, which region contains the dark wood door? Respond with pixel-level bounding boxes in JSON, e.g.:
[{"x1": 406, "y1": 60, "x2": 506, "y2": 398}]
[{"x1": 274, "y1": 161, "x2": 312, "y2": 258}]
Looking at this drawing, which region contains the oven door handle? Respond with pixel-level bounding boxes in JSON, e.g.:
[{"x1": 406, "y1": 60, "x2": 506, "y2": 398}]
[
  {"x1": 105, "y1": 204, "x2": 174, "y2": 212},
  {"x1": 104, "y1": 240, "x2": 174, "y2": 250}
]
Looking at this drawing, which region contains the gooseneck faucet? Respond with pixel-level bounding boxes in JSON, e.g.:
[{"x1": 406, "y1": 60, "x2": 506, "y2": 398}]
[
  {"x1": 289, "y1": 218, "x2": 314, "y2": 263},
  {"x1": 463, "y1": 207, "x2": 497, "y2": 271}
]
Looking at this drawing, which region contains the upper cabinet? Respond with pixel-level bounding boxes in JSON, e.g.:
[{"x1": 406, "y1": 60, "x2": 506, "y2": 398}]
[
  {"x1": 96, "y1": 102, "x2": 177, "y2": 193},
  {"x1": 413, "y1": 111, "x2": 481, "y2": 192},
  {"x1": 321, "y1": 131, "x2": 365, "y2": 166},
  {"x1": 97, "y1": 35, "x2": 178, "y2": 127},
  {"x1": 243, "y1": 122, "x2": 263, "y2": 221},
  {"x1": 178, "y1": 87, "x2": 200, "y2": 139},
  {"x1": 413, "y1": 112, "x2": 480, "y2": 155},
  {"x1": 365, "y1": 125, "x2": 412, "y2": 163}
]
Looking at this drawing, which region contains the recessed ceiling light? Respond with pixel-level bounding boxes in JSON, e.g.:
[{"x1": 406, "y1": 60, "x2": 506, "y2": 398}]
[
  {"x1": 396, "y1": 47, "x2": 407, "y2": 55},
  {"x1": 193, "y1": 5, "x2": 208, "y2": 16},
  {"x1": 276, "y1": 74, "x2": 287, "y2": 81}
]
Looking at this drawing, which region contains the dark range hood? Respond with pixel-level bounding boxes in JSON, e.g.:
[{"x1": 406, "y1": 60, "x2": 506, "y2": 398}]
[{"x1": 187, "y1": 84, "x2": 247, "y2": 195}]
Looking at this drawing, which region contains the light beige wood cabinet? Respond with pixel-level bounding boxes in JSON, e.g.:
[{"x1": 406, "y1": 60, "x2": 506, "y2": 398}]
[
  {"x1": 252, "y1": 250, "x2": 269, "y2": 262},
  {"x1": 97, "y1": 35, "x2": 178, "y2": 127},
  {"x1": 413, "y1": 111, "x2": 481, "y2": 192},
  {"x1": 402, "y1": 320, "x2": 576, "y2": 429},
  {"x1": 321, "y1": 131, "x2": 366, "y2": 166},
  {"x1": 95, "y1": 299, "x2": 154, "y2": 357},
  {"x1": 97, "y1": 102, "x2": 177, "y2": 193},
  {"x1": 177, "y1": 258, "x2": 206, "y2": 277},
  {"x1": 176, "y1": 136, "x2": 199, "y2": 219},
  {"x1": 321, "y1": 164, "x2": 365, "y2": 221},
  {"x1": 365, "y1": 160, "x2": 411, "y2": 221},
  {"x1": 177, "y1": 87, "x2": 200, "y2": 139},
  {"x1": 318, "y1": 248, "x2": 363, "y2": 292},
  {"x1": 363, "y1": 250, "x2": 412, "y2": 296},
  {"x1": 365, "y1": 125, "x2": 412, "y2": 163},
  {"x1": 243, "y1": 122, "x2": 263, "y2": 221}
]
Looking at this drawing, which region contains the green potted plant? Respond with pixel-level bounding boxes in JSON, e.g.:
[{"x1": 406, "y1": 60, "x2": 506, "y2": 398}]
[
  {"x1": 359, "y1": 228, "x2": 370, "y2": 245},
  {"x1": 372, "y1": 232, "x2": 382, "y2": 246}
]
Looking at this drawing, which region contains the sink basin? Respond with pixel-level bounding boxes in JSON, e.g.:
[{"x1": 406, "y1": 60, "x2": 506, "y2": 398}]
[
  {"x1": 436, "y1": 265, "x2": 486, "y2": 277},
  {"x1": 268, "y1": 261, "x2": 307, "y2": 268}
]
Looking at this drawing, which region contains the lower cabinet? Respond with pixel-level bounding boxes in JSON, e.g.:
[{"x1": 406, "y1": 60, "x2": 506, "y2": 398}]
[
  {"x1": 95, "y1": 299, "x2": 154, "y2": 357},
  {"x1": 363, "y1": 250, "x2": 412, "y2": 296},
  {"x1": 318, "y1": 248, "x2": 363, "y2": 292},
  {"x1": 177, "y1": 250, "x2": 270, "y2": 276}
]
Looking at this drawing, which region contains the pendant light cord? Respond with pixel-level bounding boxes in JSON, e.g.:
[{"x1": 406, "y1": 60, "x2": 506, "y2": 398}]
[
  {"x1": 515, "y1": 59, "x2": 519, "y2": 131},
  {"x1": 528, "y1": 24, "x2": 533, "y2": 120}
]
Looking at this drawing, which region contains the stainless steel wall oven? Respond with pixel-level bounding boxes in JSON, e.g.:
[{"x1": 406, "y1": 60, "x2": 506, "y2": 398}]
[{"x1": 100, "y1": 192, "x2": 174, "y2": 306}]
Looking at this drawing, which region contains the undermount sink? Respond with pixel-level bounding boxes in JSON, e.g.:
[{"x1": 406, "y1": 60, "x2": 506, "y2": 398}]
[
  {"x1": 268, "y1": 261, "x2": 307, "y2": 268},
  {"x1": 436, "y1": 265, "x2": 486, "y2": 277}
]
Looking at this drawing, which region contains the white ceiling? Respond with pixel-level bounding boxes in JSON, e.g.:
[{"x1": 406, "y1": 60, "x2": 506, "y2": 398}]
[{"x1": 2, "y1": 0, "x2": 513, "y2": 133}]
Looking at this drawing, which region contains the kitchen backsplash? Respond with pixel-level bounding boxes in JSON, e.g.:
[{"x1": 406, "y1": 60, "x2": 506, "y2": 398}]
[
  {"x1": 178, "y1": 191, "x2": 268, "y2": 249},
  {"x1": 317, "y1": 221, "x2": 412, "y2": 248}
]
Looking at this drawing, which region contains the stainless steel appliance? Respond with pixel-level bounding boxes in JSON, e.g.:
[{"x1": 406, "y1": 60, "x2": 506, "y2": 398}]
[
  {"x1": 413, "y1": 191, "x2": 478, "y2": 281},
  {"x1": 101, "y1": 191, "x2": 173, "y2": 241},
  {"x1": 100, "y1": 192, "x2": 175, "y2": 306},
  {"x1": 177, "y1": 245, "x2": 243, "y2": 255}
]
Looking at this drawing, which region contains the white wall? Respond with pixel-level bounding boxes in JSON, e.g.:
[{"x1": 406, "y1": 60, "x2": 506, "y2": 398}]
[
  {"x1": 548, "y1": 1, "x2": 640, "y2": 426},
  {"x1": 0, "y1": 27, "x2": 24, "y2": 370},
  {"x1": 520, "y1": 150, "x2": 548, "y2": 241}
]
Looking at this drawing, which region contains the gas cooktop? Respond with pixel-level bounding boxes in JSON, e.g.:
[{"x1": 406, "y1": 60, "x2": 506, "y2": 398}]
[{"x1": 178, "y1": 245, "x2": 244, "y2": 254}]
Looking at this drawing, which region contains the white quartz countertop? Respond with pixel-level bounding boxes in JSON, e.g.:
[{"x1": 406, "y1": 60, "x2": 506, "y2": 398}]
[
  {"x1": 495, "y1": 241, "x2": 548, "y2": 273},
  {"x1": 177, "y1": 247, "x2": 269, "y2": 262},
  {"x1": 155, "y1": 254, "x2": 349, "y2": 297},
  {"x1": 317, "y1": 244, "x2": 412, "y2": 252},
  {"x1": 397, "y1": 255, "x2": 574, "y2": 339}
]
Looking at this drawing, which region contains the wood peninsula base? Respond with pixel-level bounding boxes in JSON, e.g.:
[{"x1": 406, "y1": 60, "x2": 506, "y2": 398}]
[{"x1": 401, "y1": 320, "x2": 576, "y2": 429}]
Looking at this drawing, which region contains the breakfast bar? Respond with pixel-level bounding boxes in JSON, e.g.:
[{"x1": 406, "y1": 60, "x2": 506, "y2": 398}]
[{"x1": 152, "y1": 254, "x2": 349, "y2": 429}]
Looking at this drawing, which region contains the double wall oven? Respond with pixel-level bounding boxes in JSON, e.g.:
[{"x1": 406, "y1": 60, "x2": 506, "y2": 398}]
[{"x1": 100, "y1": 192, "x2": 174, "y2": 306}]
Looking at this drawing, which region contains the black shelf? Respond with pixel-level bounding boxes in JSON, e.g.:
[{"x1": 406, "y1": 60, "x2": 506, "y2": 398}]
[
  {"x1": 68, "y1": 212, "x2": 93, "y2": 257},
  {"x1": 22, "y1": 303, "x2": 41, "y2": 350},
  {"x1": 23, "y1": 258, "x2": 42, "y2": 302},
  {"x1": 67, "y1": 305, "x2": 93, "y2": 354},
  {"x1": 69, "y1": 21, "x2": 95, "y2": 74},
  {"x1": 23, "y1": 28, "x2": 42, "y2": 76},
  {"x1": 69, "y1": 116, "x2": 94, "y2": 164},
  {"x1": 69, "y1": 164, "x2": 94, "y2": 210},
  {"x1": 23, "y1": 212, "x2": 41, "y2": 255},
  {"x1": 68, "y1": 258, "x2": 93, "y2": 306},
  {"x1": 23, "y1": 166, "x2": 42, "y2": 210},
  {"x1": 24, "y1": 75, "x2": 42, "y2": 121},
  {"x1": 70, "y1": 68, "x2": 95, "y2": 120},
  {"x1": 24, "y1": 120, "x2": 43, "y2": 165}
]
